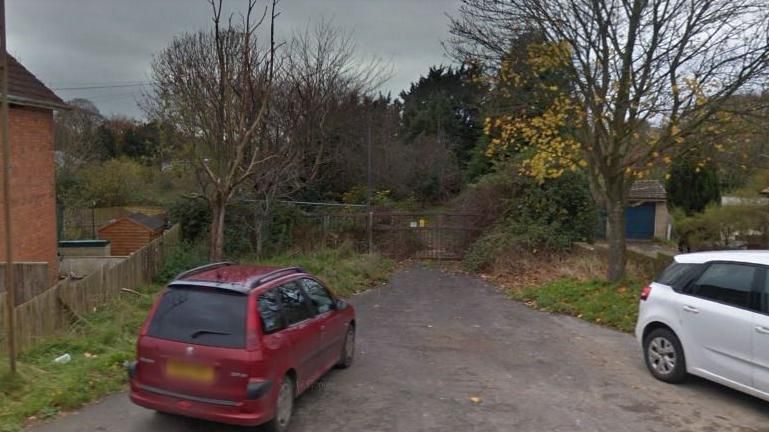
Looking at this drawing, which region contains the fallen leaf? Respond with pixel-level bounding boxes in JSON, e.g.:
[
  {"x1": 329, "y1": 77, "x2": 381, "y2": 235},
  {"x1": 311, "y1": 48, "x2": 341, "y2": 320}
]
[{"x1": 469, "y1": 396, "x2": 482, "y2": 404}]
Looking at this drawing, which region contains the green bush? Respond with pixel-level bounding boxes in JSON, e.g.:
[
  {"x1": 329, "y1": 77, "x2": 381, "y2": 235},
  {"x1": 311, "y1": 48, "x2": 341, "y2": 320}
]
[
  {"x1": 169, "y1": 197, "x2": 211, "y2": 243},
  {"x1": 154, "y1": 242, "x2": 207, "y2": 283},
  {"x1": 673, "y1": 204, "x2": 769, "y2": 250},
  {"x1": 255, "y1": 246, "x2": 394, "y2": 297},
  {"x1": 463, "y1": 168, "x2": 597, "y2": 271},
  {"x1": 78, "y1": 158, "x2": 153, "y2": 207},
  {"x1": 168, "y1": 198, "x2": 258, "y2": 257},
  {"x1": 465, "y1": 220, "x2": 573, "y2": 272}
]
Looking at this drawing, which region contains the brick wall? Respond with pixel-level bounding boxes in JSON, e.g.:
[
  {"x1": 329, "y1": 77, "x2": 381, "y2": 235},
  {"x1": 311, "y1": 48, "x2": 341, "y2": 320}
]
[{"x1": 0, "y1": 105, "x2": 59, "y2": 285}]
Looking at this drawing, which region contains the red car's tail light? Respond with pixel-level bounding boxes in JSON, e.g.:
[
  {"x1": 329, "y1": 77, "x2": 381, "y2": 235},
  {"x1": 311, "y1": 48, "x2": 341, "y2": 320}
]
[
  {"x1": 640, "y1": 285, "x2": 652, "y2": 301},
  {"x1": 246, "y1": 295, "x2": 260, "y2": 351}
]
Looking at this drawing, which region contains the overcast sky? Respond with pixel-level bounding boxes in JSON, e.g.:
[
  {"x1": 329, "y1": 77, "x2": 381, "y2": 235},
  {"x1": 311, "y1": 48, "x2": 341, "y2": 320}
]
[{"x1": 7, "y1": 0, "x2": 462, "y2": 118}]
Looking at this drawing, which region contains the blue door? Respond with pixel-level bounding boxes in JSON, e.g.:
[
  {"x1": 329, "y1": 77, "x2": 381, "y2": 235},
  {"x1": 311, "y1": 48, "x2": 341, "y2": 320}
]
[{"x1": 626, "y1": 203, "x2": 655, "y2": 239}]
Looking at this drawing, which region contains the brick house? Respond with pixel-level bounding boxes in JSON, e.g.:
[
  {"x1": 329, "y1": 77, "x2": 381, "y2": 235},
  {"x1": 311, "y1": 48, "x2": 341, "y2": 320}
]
[{"x1": 0, "y1": 54, "x2": 67, "y2": 285}]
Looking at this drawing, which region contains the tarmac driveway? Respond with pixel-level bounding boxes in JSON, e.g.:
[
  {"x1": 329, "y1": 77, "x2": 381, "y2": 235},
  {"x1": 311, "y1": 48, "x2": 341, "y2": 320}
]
[{"x1": 29, "y1": 265, "x2": 769, "y2": 431}]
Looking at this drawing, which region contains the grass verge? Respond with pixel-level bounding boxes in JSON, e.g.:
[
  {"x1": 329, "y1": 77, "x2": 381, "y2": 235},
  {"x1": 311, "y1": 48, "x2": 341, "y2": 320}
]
[
  {"x1": 509, "y1": 278, "x2": 641, "y2": 333},
  {"x1": 0, "y1": 284, "x2": 157, "y2": 432},
  {"x1": 470, "y1": 251, "x2": 645, "y2": 334},
  {"x1": 0, "y1": 247, "x2": 392, "y2": 432}
]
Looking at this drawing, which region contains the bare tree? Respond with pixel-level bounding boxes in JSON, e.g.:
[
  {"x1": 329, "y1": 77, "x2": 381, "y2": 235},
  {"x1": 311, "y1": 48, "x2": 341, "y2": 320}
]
[
  {"x1": 54, "y1": 98, "x2": 104, "y2": 167},
  {"x1": 450, "y1": 0, "x2": 769, "y2": 280},
  {"x1": 281, "y1": 19, "x2": 388, "y2": 184},
  {"x1": 144, "y1": 0, "x2": 277, "y2": 260},
  {"x1": 246, "y1": 19, "x2": 389, "y2": 255}
]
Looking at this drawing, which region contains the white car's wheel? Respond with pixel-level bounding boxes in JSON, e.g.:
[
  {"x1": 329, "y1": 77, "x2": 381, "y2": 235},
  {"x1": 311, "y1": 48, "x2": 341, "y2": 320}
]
[{"x1": 643, "y1": 328, "x2": 687, "y2": 383}]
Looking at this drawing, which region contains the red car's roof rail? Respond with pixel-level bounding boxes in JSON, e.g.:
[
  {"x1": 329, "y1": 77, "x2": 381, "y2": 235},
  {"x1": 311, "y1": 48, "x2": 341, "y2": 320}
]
[
  {"x1": 247, "y1": 267, "x2": 305, "y2": 289},
  {"x1": 174, "y1": 261, "x2": 237, "y2": 281}
]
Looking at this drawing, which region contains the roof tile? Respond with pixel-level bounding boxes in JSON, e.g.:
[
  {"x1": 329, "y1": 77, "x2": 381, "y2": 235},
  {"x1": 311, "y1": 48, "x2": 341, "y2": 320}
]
[{"x1": 629, "y1": 179, "x2": 666, "y2": 201}]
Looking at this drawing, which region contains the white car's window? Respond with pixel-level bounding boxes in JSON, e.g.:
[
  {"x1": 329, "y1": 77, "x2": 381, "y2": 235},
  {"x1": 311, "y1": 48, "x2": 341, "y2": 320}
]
[
  {"x1": 690, "y1": 263, "x2": 755, "y2": 309},
  {"x1": 656, "y1": 263, "x2": 700, "y2": 288}
]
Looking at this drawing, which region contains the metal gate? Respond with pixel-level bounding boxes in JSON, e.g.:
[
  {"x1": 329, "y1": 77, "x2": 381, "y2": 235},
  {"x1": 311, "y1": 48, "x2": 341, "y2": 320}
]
[
  {"x1": 372, "y1": 212, "x2": 481, "y2": 260},
  {"x1": 295, "y1": 212, "x2": 482, "y2": 260}
]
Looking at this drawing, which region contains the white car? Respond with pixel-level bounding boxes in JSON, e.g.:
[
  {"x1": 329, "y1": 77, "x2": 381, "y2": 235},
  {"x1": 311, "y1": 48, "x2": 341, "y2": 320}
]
[{"x1": 635, "y1": 250, "x2": 769, "y2": 401}]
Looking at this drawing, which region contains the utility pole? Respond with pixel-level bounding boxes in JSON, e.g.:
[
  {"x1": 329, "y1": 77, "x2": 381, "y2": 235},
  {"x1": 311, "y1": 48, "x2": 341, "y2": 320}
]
[
  {"x1": 366, "y1": 114, "x2": 373, "y2": 255},
  {"x1": 0, "y1": 0, "x2": 16, "y2": 373}
]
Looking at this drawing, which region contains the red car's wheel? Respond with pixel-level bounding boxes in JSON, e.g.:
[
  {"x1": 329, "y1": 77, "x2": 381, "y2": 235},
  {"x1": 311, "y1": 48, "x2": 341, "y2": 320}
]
[
  {"x1": 263, "y1": 375, "x2": 295, "y2": 432},
  {"x1": 336, "y1": 325, "x2": 355, "y2": 369}
]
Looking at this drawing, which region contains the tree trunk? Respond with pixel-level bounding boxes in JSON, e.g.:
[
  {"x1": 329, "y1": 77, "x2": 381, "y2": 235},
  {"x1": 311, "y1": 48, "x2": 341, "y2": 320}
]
[
  {"x1": 606, "y1": 197, "x2": 627, "y2": 282},
  {"x1": 209, "y1": 196, "x2": 227, "y2": 261}
]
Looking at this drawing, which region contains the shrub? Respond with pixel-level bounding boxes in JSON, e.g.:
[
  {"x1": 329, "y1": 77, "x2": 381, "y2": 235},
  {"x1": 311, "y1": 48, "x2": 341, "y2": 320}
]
[
  {"x1": 78, "y1": 158, "x2": 153, "y2": 206},
  {"x1": 673, "y1": 204, "x2": 769, "y2": 250},
  {"x1": 450, "y1": 169, "x2": 518, "y2": 229},
  {"x1": 465, "y1": 220, "x2": 572, "y2": 272},
  {"x1": 169, "y1": 197, "x2": 211, "y2": 243},
  {"x1": 154, "y1": 242, "x2": 207, "y2": 283},
  {"x1": 169, "y1": 198, "x2": 310, "y2": 259},
  {"x1": 463, "y1": 167, "x2": 596, "y2": 272}
]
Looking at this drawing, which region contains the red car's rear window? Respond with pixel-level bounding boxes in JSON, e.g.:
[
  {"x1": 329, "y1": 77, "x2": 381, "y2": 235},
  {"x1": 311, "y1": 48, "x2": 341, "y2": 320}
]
[{"x1": 147, "y1": 286, "x2": 247, "y2": 348}]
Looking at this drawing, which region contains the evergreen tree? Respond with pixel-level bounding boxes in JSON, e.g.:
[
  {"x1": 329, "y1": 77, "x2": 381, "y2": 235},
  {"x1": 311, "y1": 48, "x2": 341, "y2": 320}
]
[
  {"x1": 666, "y1": 152, "x2": 721, "y2": 215},
  {"x1": 399, "y1": 65, "x2": 484, "y2": 169}
]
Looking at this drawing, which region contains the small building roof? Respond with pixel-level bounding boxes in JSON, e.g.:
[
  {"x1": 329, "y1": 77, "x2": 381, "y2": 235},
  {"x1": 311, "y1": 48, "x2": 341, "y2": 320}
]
[
  {"x1": 8, "y1": 53, "x2": 67, "y2": 110},
  {"x1": 629, "y1": 180, "x2": 666, "y2": 201},
  {"x1": 126, "y1": 213, "x2": 166, "y2": 231},
  {"x1": 98, "y1": 212, "x2": 166, "y2": 233}
]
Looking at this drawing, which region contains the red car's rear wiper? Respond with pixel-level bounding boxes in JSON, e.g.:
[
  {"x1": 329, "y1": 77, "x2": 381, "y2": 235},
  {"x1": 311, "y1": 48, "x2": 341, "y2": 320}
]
[{"x1": 190, "y1": 329, "x2": 232, "y2": 339}]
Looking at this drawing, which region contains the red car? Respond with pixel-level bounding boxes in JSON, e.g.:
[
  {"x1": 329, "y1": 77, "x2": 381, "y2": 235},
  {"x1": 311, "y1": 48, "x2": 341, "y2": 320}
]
[{"x1": 127, "y1": 263, "x2": 356, "y2": 431}]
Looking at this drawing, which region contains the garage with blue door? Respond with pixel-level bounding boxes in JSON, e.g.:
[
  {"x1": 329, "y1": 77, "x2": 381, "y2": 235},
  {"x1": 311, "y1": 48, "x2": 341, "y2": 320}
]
[
  {"x1": 626, "y1": 202, "x2": 656, "y2": 239},
  {"x1": 597, "y1": 180, "x2": 669, "y2": 241}
]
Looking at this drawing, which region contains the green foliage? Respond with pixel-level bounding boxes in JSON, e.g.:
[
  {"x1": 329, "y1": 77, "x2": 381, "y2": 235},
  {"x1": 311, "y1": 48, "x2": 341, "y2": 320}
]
[
  {"x1": 464, "y1": 136, "x2": 493, "y2": 183},
  {"x1": 341, "y1": 186, "x2": 395, "y2": 207},
  {"x1": 465, "y1": 221, "x2": 573, "y2": 272},
  {"x1": 255, "y1": 246, "x2": 394, "y2": 297},
  {"x1": 169, "y1": 197, "x2": 211, "y2": 243},
  {"x1": 667, "y1": 152, "x2": 720, "y2": 214},
  {"x1": 0, "y1": 283, "x2": 159, "y2": 431},
  {"x1": 673, "y1": 204, "x2": 769, "y2": 250},
  {"x1": 510, "y1": 278, "x2": 640, "y2": 332},
  {"x1": 463, "y1": 168, "x2": 597, "y2": 271},
  {"x1": 77, "y1": 158, "x2": 153, "y2": 207},
  {"x1": 153, "y1": 241, "x2": 207, "y2": 283},
  {"x1": 400, "y1": 65, "x2": 485, "y2": 169}
]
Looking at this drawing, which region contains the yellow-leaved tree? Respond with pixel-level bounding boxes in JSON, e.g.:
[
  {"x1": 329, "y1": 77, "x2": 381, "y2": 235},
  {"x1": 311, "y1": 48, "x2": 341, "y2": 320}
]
[{"x1": 451, "y1": 0, "x2": 769, "y2": 281}]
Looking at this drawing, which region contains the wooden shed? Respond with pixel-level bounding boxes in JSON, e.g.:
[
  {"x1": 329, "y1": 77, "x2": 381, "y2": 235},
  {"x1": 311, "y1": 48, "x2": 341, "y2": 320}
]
[{"x1": 97, "y1": 213, "x2": 166, "y2": 256}]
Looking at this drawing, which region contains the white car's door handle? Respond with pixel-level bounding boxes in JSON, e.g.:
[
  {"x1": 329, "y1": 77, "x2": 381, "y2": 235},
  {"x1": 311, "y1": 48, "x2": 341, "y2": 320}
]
[
  {"x1": 683, "y1": 305, "x2": 700, "y2": 314},
  {"x1": 755, "y1": 326, "x2": 769, "y2": 335}
]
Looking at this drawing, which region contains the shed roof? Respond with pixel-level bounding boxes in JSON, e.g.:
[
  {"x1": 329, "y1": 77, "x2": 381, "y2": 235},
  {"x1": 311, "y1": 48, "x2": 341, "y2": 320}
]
[
  {"x1": 126, "y1": 213, "x2": 166, "y2": 231},
  {"x1": 628, "y1": 180, "x2": 666, "y2": 201},
  {"x1": 98, "y1": 212, "x2": 166, "y2": 233},
  {"x1": 8, "y1": 53, "x2": 66, "y2": 110}
]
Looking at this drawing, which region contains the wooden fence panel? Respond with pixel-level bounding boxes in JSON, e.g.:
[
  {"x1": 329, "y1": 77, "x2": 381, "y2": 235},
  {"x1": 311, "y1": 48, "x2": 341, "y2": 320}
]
[
  {"x1": 0, "y1": 224, "x2": 180, "y2": 352},
  {"x1": 0, "y1": 263, "x2": 49, "y2": 305}
]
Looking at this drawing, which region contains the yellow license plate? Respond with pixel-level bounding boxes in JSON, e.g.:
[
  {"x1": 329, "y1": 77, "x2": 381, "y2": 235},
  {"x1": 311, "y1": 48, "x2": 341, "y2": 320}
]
[{"x1": 166, "y1": 360, "x2": 215, "y2": 383}]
